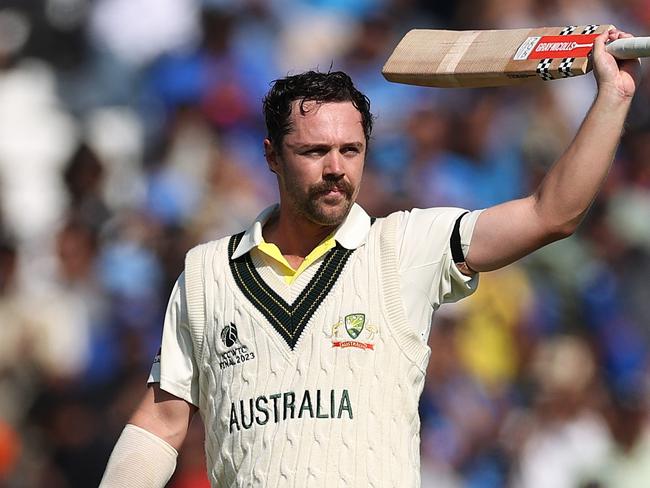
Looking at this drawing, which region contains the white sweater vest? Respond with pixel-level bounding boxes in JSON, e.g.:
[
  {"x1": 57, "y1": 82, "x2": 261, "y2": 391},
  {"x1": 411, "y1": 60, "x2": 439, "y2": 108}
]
[{"x1": 184, "y1": 213, "x2": 430, "y2": 488}]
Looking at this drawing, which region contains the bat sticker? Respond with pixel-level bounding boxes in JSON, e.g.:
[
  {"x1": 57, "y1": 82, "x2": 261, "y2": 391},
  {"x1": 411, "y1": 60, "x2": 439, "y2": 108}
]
[
  {"x1": 513, "y1": 36, "x2": 541, "y2": 60},
  {"x1": 517, "y1": 34, "x2": 600, "y2": 60}
]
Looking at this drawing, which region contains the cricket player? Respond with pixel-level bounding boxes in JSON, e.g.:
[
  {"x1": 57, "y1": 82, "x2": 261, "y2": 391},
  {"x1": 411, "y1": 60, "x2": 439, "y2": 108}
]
[{"x1": 99, "y1": 29, "x2": 639, "y2": 487}]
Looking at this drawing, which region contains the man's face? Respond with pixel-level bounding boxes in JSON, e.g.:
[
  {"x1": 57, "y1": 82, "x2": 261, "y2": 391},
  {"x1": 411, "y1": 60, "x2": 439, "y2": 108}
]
[{"x1": 266, "y1": 101, "x2": 366, "y2": 227}]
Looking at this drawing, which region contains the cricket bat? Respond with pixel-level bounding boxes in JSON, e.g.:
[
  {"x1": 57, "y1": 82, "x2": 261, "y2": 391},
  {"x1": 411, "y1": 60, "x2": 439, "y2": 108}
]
[{"x1": 382, "y1": 24, "x2": 650, "y2": 88}]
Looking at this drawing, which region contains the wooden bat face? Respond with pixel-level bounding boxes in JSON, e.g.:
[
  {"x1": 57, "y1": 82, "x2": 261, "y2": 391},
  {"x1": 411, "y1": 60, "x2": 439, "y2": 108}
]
[{"x1": 382, "y1": 24, "x2": 613, "y2": 88}]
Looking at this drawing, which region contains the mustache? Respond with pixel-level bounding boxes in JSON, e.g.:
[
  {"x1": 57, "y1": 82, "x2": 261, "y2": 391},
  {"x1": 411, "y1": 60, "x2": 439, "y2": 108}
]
[{"x1": 309, "y1": 179, "x2": 354, "y2": 198}]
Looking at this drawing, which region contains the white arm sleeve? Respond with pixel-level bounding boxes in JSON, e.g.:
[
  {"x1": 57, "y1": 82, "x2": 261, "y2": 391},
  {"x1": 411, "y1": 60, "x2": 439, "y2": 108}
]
[
  {"x1": 99, "y1": 424, "x2": 178, "y2": 488},
  {"x1": 394, "y1": 207, "x2": 483, "y2": 339},
  {"x1": 148, "y1": 273, "x2": 200, "y2": 406}
]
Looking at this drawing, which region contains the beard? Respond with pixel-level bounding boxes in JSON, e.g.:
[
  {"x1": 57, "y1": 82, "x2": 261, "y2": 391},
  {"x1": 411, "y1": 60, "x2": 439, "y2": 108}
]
[{"x1": 287, "y1": 177, "x2": 356, "y2": 227}]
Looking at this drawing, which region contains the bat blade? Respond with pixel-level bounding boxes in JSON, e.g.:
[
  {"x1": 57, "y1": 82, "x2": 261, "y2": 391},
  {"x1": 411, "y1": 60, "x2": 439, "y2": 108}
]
[{"x1": 382, "y1": 25, "x2": 614, "y2": 88}]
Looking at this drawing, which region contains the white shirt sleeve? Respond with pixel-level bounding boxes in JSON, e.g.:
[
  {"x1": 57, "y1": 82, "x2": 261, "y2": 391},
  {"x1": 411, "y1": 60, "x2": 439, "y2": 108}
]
[
  {"x1": 148, "y1": 272, "x2": 200, "y2": 406},
  {"x1": 394, "y1": 207, "x2": 483, "y2": 339}
]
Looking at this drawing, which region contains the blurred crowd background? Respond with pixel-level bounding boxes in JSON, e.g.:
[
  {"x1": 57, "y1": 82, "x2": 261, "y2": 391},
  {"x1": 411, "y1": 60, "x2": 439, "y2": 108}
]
[{"x1": 0, "y1": 0, "x2": 650, "y2": 486}]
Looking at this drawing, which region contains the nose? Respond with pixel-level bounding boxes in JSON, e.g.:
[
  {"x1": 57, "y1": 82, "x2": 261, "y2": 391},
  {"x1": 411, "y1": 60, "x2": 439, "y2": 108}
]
[{"x1": 323, "y1": 150, "x2": 344, "y2": 179}]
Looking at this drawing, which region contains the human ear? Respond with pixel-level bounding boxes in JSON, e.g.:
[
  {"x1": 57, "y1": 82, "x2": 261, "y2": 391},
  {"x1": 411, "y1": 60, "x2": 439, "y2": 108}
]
[{"x1": 264, "y1": 139, "x2": 279, "y2": 175}]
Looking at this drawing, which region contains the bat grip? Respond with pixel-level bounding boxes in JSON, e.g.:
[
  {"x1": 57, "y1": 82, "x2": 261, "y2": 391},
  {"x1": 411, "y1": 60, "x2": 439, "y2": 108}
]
[{"x1": 605, "y1": 37, "x2": 650, "y2": 59}]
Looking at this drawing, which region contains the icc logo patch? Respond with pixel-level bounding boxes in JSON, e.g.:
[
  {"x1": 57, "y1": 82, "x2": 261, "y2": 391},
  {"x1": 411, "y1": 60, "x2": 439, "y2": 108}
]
[
  {"x1": 221, "y1": 322, "x2": 239, "y2": 347},
  {"x1": 325, "y1": 313, "x2": 378, "y2": 350},
  {"x1": 218, "y1": 322, "x2": 255, "y2": 370}
]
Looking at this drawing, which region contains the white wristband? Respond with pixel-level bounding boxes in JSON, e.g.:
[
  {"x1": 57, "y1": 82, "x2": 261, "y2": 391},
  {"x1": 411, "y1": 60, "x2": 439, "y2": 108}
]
[{"x1": 99, "y1": 424, "x2": 178, "y2": 488}]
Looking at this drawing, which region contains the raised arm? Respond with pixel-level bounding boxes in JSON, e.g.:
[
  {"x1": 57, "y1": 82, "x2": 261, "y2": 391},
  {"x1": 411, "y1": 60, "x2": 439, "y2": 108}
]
[
  {"x1": 99, "y1": 384, "x2": 197, "y2": 487},
  {"x1": 465, "y1": 29, "x2": 641, "y2": 272}
]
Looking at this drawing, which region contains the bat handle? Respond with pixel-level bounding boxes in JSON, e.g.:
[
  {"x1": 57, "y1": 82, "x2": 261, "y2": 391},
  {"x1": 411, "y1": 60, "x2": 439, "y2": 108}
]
[{"x1": 605, "y1": 37, "x2": 650, "y2": 59}]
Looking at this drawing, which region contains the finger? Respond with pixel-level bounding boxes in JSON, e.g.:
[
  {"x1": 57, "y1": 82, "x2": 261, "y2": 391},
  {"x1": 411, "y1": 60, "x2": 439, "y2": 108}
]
[
  {"x1": 593, "y1": 31, "x2": 608, "y2": 55},
  {"x1": 609, "y1": 29, "x2": 635, "y2": 43}
]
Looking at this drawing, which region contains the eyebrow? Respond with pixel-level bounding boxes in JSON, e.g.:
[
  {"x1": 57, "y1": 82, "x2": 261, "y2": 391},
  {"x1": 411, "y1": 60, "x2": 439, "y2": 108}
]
[{"x1": 288, "y1": 141, "x2": 365, "y2": 151}]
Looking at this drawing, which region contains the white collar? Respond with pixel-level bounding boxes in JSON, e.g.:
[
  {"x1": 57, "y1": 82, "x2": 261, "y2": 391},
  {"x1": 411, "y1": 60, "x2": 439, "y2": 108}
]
[{"x1": 231, "y1": 203, "x2": 372, "y2": 259}]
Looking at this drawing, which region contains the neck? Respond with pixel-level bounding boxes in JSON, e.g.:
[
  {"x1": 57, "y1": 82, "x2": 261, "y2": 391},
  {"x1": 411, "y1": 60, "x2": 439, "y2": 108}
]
[{"x1": 263, "y1": 206, "x2": 339, "y2": 259}]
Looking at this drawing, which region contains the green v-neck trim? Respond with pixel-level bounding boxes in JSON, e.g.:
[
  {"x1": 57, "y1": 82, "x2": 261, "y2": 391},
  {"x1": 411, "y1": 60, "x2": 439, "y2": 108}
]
[{"x1": 228, "y1": 232, "x2": 354, "y2": 350}]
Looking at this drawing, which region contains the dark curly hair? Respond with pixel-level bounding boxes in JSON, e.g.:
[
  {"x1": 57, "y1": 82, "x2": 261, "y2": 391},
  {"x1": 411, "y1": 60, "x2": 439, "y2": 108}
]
[{"x1": 263, "y1": 71, "x2": 373, "y2": 153}]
